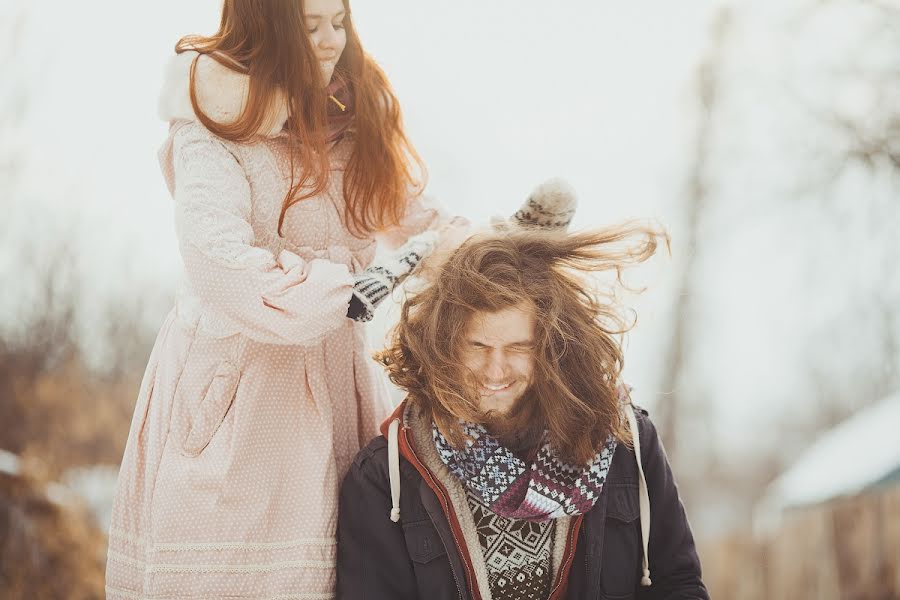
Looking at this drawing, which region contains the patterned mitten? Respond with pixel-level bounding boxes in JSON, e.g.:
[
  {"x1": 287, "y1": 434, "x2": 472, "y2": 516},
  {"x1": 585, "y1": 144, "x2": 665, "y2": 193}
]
[
  {"x1": 347, "y1": 230, "x2": 438, "y2": 322},
  {"x1": 501, "y1": 177, "x2": 578, "y2": 231}
]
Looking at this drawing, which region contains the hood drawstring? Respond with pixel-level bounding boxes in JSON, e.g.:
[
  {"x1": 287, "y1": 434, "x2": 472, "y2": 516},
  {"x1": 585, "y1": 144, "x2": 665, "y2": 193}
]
[
  {"x1": 385, "y1": 409, "x2": 651, "y2": 586},
  {"x1": 625, "y1": 404, "x2": 652, "y2": 587},
  {"x1": 388, "y1": 418, "x2": 402, "y2": 523}
]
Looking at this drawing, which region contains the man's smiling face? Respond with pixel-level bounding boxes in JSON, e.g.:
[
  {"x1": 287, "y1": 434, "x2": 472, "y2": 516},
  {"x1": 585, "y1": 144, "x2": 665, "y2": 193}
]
[{"x1": 460, "y1": 302, "x2": 536, "y2": 416}]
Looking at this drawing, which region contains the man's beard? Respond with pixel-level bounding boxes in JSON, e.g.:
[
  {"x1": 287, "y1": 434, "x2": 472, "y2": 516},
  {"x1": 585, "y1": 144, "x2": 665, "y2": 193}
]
[{"x1": 481, "y1": 387, "x2": 545, "y2": 457}]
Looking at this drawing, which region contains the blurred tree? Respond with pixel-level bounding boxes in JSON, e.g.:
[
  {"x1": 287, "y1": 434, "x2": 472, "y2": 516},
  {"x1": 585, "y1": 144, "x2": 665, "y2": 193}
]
[
  {"x1": 658, "y1": 0, "x2": 899, "y2": 537},
  {"x1": 0, "y1": 6, "x2": 107, "y2": 594},
  {"x1": 0, "y1": 1, "x2": 147, "y2": 477},
  {"x1": 787, "y1": 0, "x2": 900, "y2": 434},
  {"x1": 656, "y1": 7, "x2": 733, "y2": 465}
]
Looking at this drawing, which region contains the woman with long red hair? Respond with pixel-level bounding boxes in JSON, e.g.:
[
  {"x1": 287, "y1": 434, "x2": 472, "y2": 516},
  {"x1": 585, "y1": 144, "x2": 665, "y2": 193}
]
[{"x1": 106, "y1": 0, "x2": 451, "y2": 597}]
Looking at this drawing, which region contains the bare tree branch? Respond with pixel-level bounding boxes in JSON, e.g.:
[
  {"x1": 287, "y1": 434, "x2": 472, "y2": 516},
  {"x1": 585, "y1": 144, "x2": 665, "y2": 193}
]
[{"x1": 656, "y1": 7, "x2": 734, "y2": 457}]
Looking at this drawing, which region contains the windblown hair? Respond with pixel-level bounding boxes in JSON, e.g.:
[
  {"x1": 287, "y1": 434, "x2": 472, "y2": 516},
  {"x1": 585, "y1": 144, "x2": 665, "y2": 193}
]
[
  {"x1": 378, "y1": 225, "x2": 668, "y2": 465},
  {"x1": 176, "y1": 0, "x2": 424, "y2": 236}
]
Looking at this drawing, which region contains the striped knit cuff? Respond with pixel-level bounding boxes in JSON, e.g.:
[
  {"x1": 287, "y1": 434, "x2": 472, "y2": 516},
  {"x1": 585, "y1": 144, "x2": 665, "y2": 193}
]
[{"x1": 347, "y1": 271, "x2": 391, "y2": 322}]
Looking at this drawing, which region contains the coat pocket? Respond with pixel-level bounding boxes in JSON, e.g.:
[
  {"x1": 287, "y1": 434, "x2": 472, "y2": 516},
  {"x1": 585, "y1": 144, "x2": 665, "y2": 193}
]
[
  {"x1": 606, "y1": 482, "x2": 639, "y2": 523},
  {"x1": 402, "y1": 519, "x2": 460, "y2": 599},
  {"x1": 179, "y1": 360, "x2": 241, "y2": 457},
  {"x1": 403, "y1": 520, "x2": 447, "y2": 565}
]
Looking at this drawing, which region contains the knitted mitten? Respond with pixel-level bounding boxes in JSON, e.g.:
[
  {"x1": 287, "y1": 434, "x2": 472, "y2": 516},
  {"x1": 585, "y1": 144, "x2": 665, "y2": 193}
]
[
  {"x1": 507, "y1": 177, "x2": 578, "y2": 230},
  {"x1": 347, "y1": 230, "x2": 438, "y2": 322}
]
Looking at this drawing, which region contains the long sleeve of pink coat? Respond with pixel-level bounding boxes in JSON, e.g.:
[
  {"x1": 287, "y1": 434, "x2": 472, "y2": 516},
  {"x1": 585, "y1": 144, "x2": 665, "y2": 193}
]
[{"x1": 171, "y1": 125, "x2": 354, "y2": 345}]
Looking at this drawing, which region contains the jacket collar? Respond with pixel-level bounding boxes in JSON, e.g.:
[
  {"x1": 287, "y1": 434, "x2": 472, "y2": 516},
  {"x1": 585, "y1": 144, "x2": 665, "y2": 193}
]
[
  {"x1": 382, "y1": 400, "x2": 579, "y2": 600},
  {"x1": 158, "y1": 50, "x2": 289, "y2": 138}
]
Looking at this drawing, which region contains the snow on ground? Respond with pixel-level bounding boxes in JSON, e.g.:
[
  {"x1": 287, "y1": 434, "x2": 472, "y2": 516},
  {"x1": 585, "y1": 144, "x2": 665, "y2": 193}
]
[{"x1": 0, "y1": 448, "x2": 118, "y2": 532}]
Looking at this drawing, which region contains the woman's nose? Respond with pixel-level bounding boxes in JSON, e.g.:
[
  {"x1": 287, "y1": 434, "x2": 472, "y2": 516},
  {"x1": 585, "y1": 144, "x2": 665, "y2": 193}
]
[{"x1": 318, "y1": 26, "x2": 340, "y2": 50}]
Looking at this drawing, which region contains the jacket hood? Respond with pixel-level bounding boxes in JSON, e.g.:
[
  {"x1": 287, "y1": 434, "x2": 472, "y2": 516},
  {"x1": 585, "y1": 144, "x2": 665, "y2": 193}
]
[{"x1": 158, "y1": 50, "x2": 289, "y2": 138}]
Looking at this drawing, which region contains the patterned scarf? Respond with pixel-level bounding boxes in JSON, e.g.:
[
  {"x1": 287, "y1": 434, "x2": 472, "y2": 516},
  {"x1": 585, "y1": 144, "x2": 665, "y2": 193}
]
[{"x1": 432, "y1": 421, "x2": 617, "y2": 522}]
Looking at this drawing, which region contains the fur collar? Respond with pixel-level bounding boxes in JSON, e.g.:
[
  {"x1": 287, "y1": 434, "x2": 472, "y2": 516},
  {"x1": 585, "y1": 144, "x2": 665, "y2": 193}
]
[{"x1": 158, "y1": 50, "x2": 288, "y2": 138}]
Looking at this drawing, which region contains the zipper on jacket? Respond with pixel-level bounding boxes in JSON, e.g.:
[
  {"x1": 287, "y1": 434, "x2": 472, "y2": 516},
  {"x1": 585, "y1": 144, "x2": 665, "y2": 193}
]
[
  {"x1": 403, "y1": 429, "x2": 470, "y2": 600},
  {"x1": 547, "y1": 516, "x2": 581, "y2": 600}
]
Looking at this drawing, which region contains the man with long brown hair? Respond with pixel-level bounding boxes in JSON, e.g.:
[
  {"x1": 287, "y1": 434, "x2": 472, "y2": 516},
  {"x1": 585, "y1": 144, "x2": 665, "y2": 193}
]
[{"x1": 337, "y1": 225, "x2": 709, "y2": 599}]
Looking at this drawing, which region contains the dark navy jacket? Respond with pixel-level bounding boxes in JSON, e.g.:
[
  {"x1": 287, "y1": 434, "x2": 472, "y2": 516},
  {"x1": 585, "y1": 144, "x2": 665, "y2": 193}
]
[{"x1": 336, "y1": 407, "x2": 709, "y2": 600}]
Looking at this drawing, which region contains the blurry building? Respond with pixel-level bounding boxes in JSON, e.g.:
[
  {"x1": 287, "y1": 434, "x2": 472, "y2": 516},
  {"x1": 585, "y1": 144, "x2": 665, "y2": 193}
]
[{"x1": 754, "y1": 390, "x2": 900, "y2": 533}]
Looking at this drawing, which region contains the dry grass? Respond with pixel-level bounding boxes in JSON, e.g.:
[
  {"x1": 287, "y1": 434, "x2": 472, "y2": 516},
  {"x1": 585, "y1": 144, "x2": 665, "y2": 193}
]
[
  {"x1": 0, "y1": 471, "x2": 107, "y2": 599},
  {"x1": 1, "y1": 353, "x2": 138, "y2": 479}
]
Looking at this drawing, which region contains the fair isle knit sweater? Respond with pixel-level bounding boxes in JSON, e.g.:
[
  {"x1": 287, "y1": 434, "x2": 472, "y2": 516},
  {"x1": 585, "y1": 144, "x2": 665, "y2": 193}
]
[{"x1": 466, "y1": 490, "x2": 555, "y2": 600}]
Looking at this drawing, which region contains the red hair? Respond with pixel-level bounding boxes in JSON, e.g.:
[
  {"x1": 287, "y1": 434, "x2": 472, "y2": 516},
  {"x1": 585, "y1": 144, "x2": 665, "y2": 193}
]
[{"x1": 176, "y1": 0, "x2": 424, "y2": 236}]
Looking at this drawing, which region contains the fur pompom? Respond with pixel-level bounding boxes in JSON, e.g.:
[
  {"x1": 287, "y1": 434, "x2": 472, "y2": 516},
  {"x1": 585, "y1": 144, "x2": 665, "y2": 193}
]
[{"x1": 512, "y1": 177, "x2": 578, "y2": 230}]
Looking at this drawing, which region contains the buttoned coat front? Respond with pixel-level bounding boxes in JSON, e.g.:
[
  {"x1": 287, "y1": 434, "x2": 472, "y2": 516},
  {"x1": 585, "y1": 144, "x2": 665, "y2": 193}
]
[{"x1": 106, "y1": 51, "x2": 440, "y2": 600}]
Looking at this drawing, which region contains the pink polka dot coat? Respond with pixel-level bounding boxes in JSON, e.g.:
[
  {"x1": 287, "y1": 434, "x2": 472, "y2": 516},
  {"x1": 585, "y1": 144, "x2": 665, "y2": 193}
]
[{"x1": 106, "y1": 51, "x2": 441, "y2": 599}]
